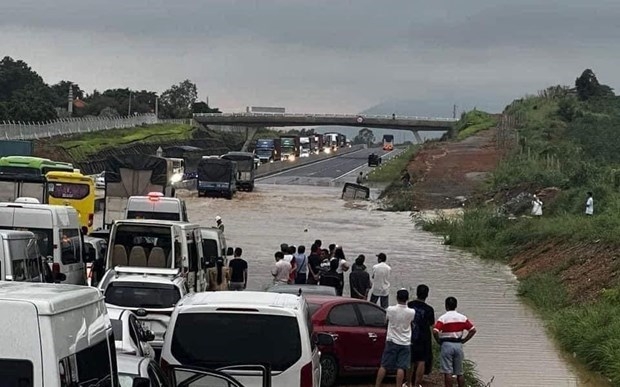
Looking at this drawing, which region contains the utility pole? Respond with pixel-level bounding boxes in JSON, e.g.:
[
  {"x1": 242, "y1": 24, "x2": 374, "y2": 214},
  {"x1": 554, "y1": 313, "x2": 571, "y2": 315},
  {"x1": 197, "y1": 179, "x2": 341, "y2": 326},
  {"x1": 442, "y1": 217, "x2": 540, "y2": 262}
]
[
  {"x1": 128, "y1": 91, "x2": 132, "y2": 116},
  {"x1": 453, "y1": 104, "x2": 457, "y2": 119},
  {"x1": 155, "y1": 97, "x2": 159, "y2": 118},
  {"x1": 67, "y1": 83, "x2": 73, "y2": 116}
]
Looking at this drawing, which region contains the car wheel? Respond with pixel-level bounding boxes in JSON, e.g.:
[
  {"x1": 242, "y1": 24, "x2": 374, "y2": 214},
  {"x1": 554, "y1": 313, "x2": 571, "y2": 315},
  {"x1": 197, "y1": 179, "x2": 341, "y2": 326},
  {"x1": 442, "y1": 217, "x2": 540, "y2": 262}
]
[{"x1": 320, "y1": 354, "x2": 338, "y2": 387}]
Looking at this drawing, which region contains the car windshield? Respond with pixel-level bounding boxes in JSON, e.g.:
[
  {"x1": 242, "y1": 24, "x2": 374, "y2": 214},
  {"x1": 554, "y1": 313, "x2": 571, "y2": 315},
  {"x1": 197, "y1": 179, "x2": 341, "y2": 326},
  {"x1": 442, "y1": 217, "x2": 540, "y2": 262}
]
[
  {"x1": 105, "y1": 282, "x2": 181, "y2": 309},
  {"x1": 171, "y1": 313, "x2": 301, "y2": 371}
]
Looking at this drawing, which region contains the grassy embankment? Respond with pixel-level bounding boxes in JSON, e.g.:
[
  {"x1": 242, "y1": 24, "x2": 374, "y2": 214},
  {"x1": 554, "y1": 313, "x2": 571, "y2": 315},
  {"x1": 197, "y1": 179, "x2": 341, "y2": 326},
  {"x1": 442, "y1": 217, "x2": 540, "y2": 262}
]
[
  {"x1": 454, "y1": 110, "x2": 498, "y2": 140},
  {"x1": 366, "y1": 145, "x2": 419, "y2": 211},
  {"x1": 422, "y1": 82, "x2": 620, "y2": 384},
  {"x1": 55, "y1": 123, "x2": 197, "y2": 161}
]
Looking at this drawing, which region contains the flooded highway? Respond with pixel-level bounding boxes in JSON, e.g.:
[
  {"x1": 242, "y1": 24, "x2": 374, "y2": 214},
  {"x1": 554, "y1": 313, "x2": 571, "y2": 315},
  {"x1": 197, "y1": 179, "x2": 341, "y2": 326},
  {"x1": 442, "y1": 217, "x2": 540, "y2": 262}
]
[{"x1": 177, "y1": 183, "x2": 587, "y2": 387}]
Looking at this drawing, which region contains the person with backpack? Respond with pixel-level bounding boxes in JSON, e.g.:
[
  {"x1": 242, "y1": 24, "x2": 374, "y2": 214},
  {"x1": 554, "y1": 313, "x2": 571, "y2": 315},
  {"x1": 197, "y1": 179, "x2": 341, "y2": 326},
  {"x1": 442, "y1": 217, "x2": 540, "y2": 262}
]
[{"x1": 406, "y1": 285, "x2": 435, "y2": 387}]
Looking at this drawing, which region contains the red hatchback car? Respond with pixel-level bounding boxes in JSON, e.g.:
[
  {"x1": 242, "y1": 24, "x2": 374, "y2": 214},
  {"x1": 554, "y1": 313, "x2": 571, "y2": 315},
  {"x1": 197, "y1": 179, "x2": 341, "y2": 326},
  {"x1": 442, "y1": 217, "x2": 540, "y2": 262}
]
[{"x1": 305, "y1": 295, "x2": 387, "y2": 387}]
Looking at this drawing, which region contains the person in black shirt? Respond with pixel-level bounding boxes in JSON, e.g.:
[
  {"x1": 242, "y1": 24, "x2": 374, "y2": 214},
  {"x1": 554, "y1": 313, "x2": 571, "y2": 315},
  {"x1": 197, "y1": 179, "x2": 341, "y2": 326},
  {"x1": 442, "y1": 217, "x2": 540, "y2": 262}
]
[
  {"x1": 407, "y1": 284, "x2": 435, "y2": 387},
  {"x1": 319, "y1": 259, "x2": 342, "y2": 292},
  {"x1": 349, "y1": 255, "x2": 371, "y2": 299},
  {"x1": 228, "y1": 247, "x2": 248, "y2": 291},
  {"x1": 307, "y1": 244, "x2": 322, "y2": 285}
]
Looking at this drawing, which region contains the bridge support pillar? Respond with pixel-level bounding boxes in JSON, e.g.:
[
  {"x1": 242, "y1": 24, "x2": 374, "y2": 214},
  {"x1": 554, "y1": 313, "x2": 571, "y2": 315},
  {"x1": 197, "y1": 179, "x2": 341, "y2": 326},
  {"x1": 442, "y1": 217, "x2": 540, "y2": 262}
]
[{"x1": 412, "y1": 130, "x2": 423, "y2": 144}]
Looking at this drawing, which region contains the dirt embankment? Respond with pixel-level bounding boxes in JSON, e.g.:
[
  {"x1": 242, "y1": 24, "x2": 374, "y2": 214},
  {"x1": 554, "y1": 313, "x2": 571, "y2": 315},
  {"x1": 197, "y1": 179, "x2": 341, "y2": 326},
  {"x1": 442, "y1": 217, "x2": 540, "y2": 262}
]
[
  {"x1": 406, "y1": 128, "x2": 619, "y2": 303},
  {"x1": 406, "y1": 128, "x2": 500, "y2": 210}
]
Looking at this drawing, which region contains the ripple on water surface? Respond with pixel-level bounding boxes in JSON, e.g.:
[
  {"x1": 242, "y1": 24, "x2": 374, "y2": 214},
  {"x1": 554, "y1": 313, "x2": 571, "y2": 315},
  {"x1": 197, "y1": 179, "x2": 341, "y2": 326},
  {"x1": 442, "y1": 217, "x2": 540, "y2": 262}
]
[{"x1": 179, "y1": 184, "x2": 585, "y2": 386}]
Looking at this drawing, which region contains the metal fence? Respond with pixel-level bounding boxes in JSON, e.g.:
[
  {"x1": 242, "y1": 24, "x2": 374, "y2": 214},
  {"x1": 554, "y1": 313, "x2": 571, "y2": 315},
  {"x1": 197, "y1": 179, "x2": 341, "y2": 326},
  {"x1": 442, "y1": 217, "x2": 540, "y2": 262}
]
[{"x1": 0, "y1": 114, "x2": 191, "y2": 140}]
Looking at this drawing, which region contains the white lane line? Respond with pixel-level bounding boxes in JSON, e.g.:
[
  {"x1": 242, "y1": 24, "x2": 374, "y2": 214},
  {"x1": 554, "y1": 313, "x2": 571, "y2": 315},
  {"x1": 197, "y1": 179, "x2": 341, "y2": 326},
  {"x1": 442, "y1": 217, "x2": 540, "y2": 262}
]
[
  {"x1": 330, "y1": 149, "x2": 401, "y2": 181},
  {"x1": 255, "y1": 148, "x2": 367, "y2": 181}
]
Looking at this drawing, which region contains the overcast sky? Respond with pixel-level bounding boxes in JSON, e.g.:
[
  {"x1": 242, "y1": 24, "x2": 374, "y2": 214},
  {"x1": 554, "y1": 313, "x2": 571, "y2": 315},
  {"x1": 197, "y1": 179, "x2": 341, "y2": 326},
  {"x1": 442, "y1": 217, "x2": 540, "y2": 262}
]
[{"x1": 2, "y1": 0, "x2": 619, "y2": 116}]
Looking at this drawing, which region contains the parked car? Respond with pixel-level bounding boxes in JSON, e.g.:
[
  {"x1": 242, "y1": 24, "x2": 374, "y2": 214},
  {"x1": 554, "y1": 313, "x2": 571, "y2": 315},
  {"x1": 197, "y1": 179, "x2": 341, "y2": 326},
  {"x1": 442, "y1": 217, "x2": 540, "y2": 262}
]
[
  {"x1": 108, "y1": 306, "x2": 156, "y2": 359},
  {"x1": 267, "y1": 284, "x2": 337, "y2": 296},
  {"x1": 304, "y1": 295, "x2": 388, "y2": 387},
  {"x1": 100, "y1": 267, "x2": 188, "y2": 355},
  {"x1": 160, "y1": 291, "x2": 326, "y2": 387}
]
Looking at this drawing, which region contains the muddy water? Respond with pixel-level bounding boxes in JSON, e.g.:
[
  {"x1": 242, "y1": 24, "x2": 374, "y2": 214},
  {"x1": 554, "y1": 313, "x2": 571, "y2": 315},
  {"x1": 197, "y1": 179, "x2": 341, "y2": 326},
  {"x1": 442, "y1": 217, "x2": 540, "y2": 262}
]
[{"x1": 178, "y1": 184, "x2": 585, "y2": 386}]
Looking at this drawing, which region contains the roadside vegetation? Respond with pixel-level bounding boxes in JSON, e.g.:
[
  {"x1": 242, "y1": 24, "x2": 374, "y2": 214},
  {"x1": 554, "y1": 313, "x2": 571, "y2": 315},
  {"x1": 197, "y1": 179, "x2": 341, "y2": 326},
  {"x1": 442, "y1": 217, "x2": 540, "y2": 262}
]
[
  {"x1": 455, "y1": 110, "x2": 498, "y2": 140},
  {"x1": 54, "y1": 123, "x2": 196, "y2": 160},
  {"x1": 420, "y1": 69, "x2": 620, "y2": 384}
]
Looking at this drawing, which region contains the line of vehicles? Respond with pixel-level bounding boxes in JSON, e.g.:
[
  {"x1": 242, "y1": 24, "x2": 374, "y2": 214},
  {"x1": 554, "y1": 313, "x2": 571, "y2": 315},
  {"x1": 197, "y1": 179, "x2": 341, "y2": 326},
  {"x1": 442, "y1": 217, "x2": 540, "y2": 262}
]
[{"x1": 254, "y1": 132, "x2": 351, "y2": 163}]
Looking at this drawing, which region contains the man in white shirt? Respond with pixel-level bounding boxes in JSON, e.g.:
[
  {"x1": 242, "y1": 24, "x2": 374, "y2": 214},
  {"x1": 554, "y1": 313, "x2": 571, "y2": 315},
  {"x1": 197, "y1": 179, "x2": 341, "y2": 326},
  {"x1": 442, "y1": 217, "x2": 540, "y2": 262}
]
[
  {"x1": 370, "y1": 253, "x2": 391, "y2": 308},
  {"x1": 585, "y1": 191, "x2": 594, "y2": 215},
  {"x1": 271, "y1": 251, "x2": 291, "y2": 284},
  {"x1": 374, "y1": 289, "x2": 416, "y2": 387}
]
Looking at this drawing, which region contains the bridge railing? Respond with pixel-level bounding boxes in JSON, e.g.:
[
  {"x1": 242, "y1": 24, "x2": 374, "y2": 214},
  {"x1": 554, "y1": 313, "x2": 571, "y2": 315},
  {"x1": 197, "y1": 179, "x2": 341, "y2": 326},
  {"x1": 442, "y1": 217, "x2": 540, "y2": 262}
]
[{"x1": 194, "y1": 112, "x2": 459, "y2": 122}]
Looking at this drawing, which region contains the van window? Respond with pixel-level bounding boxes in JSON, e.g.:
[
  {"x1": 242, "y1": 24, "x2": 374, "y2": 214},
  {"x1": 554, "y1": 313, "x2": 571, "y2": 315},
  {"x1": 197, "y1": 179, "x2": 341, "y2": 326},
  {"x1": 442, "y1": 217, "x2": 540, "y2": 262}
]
[
  {"x1": 59, "y1": 334, "x2": 117, "y2": 387},
  {"x1": 0, "y1": 359, "x2": 33, "y2": 384},
  {"x1": 60, "y1": 229, "x2": 82, "y2": 265},
  {"x1": 202, "y1": 239, "x2": 218, "y2": 260},
  {"x1": 8, "y1": 237, "x2": 42, "y2": 282},
  {"x1": 0, "y1": 227, "x2": 53, "y2": 257},
  {"x1": 105, "y1": 282, "x2": 181, "y2": 309},
  {"x1": 126, "y1": 211, "x2": 181, "y2": 221},
  {"x1": 112, "y1": 225, "x2": 172, "y2": 262},
  {"x1": 171, "y1": 313, "x2": 301, "y2": 371}
]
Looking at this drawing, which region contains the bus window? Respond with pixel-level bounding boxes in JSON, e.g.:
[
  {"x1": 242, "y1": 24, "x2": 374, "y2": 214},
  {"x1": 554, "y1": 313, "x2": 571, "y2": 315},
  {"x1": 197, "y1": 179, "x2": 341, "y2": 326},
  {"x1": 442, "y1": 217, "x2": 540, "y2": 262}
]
[{"x1": 48, "y1": 183, "x2": 90, "y2": 200}]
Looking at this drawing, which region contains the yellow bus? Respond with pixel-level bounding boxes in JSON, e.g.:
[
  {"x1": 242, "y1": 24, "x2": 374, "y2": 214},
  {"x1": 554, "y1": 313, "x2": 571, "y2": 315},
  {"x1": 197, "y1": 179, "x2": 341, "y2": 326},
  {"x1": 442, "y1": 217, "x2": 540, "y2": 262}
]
[{"x1": 46, "y1": 171, "x2": 96, "y2": 233}]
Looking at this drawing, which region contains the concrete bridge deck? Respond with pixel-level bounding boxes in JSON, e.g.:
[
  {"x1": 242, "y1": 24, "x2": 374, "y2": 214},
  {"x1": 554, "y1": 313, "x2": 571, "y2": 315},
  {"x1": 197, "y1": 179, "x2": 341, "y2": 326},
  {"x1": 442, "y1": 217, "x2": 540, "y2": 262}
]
[{"x1": 194, "y1": 112, "x2": 457, "y2": 131}]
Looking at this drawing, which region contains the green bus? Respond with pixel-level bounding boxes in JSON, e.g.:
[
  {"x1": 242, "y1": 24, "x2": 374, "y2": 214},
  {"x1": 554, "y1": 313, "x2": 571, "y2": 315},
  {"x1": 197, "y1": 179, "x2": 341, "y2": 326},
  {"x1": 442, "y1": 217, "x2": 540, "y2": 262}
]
[
  {"x1": 0, "y1": 156, "x2": 74, "y2": 176},
  {"x1": 0, "y1": 156, "x2": 75, "y2": 203}
]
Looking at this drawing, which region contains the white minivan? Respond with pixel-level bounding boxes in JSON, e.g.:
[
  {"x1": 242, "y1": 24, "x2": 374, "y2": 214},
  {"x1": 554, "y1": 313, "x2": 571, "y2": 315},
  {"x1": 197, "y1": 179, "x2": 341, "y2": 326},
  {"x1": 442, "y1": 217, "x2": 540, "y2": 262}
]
[
  {"x1": 0, "y1": 282, "x2": 118, "y2": 386},
  {"x1": 0, "y1": 202, "x2": 86, "y2": 285},
  {"x1": 0, "y1": 230, "x2": 46, "y2": 282},
  {"x1": 125, "y1": 192, "x2": 188, "y2": 222},
  {"x1": 160, "y1": 291, "x2": 323, "y2": 387}
]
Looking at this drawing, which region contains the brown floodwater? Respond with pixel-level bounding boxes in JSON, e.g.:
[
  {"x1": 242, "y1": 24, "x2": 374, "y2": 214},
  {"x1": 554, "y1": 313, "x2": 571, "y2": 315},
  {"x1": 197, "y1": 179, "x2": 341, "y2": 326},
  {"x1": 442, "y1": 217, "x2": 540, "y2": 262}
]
[{"x1": 169, "y1": 183, "x2": 608, "y2": 387}]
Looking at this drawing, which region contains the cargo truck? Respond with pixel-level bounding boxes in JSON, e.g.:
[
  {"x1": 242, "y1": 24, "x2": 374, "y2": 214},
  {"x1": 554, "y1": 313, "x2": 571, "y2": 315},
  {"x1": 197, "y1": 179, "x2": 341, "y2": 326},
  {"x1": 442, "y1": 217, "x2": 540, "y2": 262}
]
[
  {"x1": 299, "y1": 136, "x2": 315, "y2": 158},
  {"x1": 197, "y1": 158, "x2": 237, "y2": 199},
  {"x1": 280, "y1": 135, "x2": 300, "y2": 161},
  {"x1": 324, "y1": 133, "x2": 339, "y2": 152},
  {"x1": 221, "y1": 152, "x2": 256, "y2": 191},
  {"x1": 254, "y1": 138, "x2": 281, "y2": 163},
  {"x1": 313, "y1": 134, "x2": 325, "y2": 154}
]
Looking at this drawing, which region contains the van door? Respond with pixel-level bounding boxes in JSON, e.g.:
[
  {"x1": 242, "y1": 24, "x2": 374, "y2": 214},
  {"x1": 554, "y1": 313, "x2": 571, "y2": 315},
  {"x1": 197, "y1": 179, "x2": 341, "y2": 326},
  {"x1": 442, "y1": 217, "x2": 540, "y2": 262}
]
[{"x1": 59, "y1": 228, "x2": 87, "y2": 285}]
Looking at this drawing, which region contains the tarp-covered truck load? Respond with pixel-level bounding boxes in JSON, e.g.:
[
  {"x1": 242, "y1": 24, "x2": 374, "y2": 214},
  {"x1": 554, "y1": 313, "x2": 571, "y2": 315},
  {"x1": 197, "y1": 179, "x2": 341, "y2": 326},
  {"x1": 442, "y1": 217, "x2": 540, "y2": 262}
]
[
  {"x1": 197, "y1": 158, "x2": 237, "y2": 199},
  {"x1": 0, "y1": 173, "x2": 47, "y2": 203},
  {"x1": 341, "y1": 182, "x2": 370, "y2": 200},
  {"x1": 221, "y1": 152, "x2": 255, "y2": 192},
  {"x1": 102, "y1": 154, "x2": 174, "y2": 226}
]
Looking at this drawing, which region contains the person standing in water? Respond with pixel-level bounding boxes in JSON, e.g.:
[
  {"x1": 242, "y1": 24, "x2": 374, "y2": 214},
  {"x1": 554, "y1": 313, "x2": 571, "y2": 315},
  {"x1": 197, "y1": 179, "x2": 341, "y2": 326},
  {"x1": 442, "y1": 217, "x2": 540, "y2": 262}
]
[{"x1": 215, "y1": 216, "x2": 224, "y2": 232}]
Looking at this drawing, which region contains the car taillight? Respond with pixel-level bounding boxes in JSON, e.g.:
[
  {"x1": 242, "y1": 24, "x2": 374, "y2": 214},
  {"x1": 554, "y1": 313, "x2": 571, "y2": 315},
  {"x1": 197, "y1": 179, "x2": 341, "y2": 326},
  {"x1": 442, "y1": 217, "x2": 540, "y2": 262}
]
[
  {"x1": 88, "y1": 213, "x2": 94, "y2": 227},
  {"x1": 52, "y1": 263, "x2": 60, "y2": 274},
  {"x1": 300, "y1": 361, "x2": 313, "y2": 387}
]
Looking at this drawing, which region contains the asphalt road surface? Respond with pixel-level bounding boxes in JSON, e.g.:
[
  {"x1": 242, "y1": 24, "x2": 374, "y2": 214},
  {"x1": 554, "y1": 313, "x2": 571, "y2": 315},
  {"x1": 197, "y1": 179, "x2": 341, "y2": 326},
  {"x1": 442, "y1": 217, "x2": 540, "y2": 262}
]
[{"x1": 257, "y1": 147, "x2": 404, "y2": 186}]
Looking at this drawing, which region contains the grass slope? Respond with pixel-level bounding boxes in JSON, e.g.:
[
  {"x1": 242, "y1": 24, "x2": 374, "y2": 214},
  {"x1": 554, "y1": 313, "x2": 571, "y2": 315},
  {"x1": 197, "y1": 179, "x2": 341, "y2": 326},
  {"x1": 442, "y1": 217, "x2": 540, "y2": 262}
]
[{"x1": 455, "y1": 110, "x2": 497, "y2": 140}]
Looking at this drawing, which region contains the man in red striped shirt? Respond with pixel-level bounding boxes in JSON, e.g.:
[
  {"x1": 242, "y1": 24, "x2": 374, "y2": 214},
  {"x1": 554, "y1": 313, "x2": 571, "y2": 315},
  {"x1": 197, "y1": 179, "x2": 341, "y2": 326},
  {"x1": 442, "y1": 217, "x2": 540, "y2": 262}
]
[{"x1": 433, "y1": 297, "x2": 477, "y2": 387}]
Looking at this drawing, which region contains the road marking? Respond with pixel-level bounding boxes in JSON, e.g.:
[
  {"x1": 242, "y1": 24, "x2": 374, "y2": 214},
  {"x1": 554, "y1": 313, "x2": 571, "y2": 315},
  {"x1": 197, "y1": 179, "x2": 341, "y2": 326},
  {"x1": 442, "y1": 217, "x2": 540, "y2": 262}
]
[
  {"x1": 330, "y1": 149, "x2": 401, "y2": 181},
  {"x1": 256, "y1": 148, "x2": 367, "y2": 181}
]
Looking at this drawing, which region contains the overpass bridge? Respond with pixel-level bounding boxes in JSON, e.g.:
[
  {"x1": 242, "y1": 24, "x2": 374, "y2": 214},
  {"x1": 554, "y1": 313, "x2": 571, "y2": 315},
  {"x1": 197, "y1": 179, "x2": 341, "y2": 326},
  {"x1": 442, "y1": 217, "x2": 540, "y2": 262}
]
[{"x1": 193, "y1": 112, "x2": 457, "y2": 143}]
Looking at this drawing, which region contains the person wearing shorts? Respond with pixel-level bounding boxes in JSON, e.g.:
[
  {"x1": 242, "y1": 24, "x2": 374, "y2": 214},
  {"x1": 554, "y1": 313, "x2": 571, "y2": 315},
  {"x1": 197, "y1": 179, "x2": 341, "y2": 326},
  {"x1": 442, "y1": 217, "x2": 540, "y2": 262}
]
[
  {"x1": 433, "y1": 297, "x2": 477, "y2": 387},
  {"x1": 374, "y1": 289, "x2": 416, "y2": 387}
]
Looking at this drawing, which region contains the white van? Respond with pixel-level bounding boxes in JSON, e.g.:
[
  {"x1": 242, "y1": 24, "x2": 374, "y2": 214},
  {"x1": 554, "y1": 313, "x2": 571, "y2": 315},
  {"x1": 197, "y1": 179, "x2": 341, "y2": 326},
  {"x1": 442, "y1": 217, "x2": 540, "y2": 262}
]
[
  {"x1": 102, "y1": 219, "x2": 206, "y2": 292},
  {"x1": 200, "y1": 226, "x2": 233, "y2": 262},
  {"x1": 0, "y1": 282, "x2": 118, "y2": 386},
  {"x1": 160, "y1": 291, "x2": 322, "y2": 387},
  {"x1": 125, "y1": 192, "x2": 188, "y2": 222},
  {"x1": 0, "y1": 229, "x2": 45, "y2": 282},
  {"x1": 0, "y1": 202, "x2": 86, "y2": 285}
]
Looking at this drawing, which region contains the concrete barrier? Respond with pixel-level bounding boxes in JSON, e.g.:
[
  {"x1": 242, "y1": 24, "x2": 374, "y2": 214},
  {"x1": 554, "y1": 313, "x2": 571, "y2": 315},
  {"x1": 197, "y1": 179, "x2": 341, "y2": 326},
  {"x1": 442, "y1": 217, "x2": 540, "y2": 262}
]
[{"x1": 255, "y1": 144, "x2": 366, "y2": 178}]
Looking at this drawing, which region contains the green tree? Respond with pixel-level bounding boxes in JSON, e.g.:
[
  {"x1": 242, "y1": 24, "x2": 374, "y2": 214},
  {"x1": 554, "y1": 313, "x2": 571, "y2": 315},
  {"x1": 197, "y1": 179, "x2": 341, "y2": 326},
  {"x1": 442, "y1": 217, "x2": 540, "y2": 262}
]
[
  {"x1": 7, "y1": 84, "x2": 57, "y2": 122},
  {"x1": 160, "y1": 80, "x2": 198, "y2": 118},
  {"x1": 353, "y1": 128, "x2": 375, "y2": 145},
  {"x1": 575, "y1": 69, "x2": 614, "y2": 101},
  {"x1": 192, "y1": 101, "x2": 220, "y2": 114}
]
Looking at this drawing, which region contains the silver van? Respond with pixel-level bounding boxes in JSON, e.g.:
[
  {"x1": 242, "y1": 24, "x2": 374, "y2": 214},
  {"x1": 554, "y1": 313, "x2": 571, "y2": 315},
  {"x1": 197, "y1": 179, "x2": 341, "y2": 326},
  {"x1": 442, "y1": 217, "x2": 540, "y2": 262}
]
[{"x1": 0, "y1": 229, "x2": 45, "y2": 282}]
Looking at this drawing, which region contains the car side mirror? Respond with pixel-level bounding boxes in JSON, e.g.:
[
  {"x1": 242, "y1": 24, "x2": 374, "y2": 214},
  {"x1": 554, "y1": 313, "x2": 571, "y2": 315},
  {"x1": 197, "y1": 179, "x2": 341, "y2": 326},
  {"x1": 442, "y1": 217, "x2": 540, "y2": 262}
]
[
  {"x1": 142, "y1": 330, "x2": 155, "y2": 342},
  {"x1": 135, "y1": 308, "x2": 147, "y2": 317},
  {"x1": 314, "y1": 333, "x2": 334, "y2": 346},
  {"x1": 226, "y1": 247, "x2": 233, "y2": 256},
  {"x1": 132, "y1": 377, "x2": 150, "y2": 387}
]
